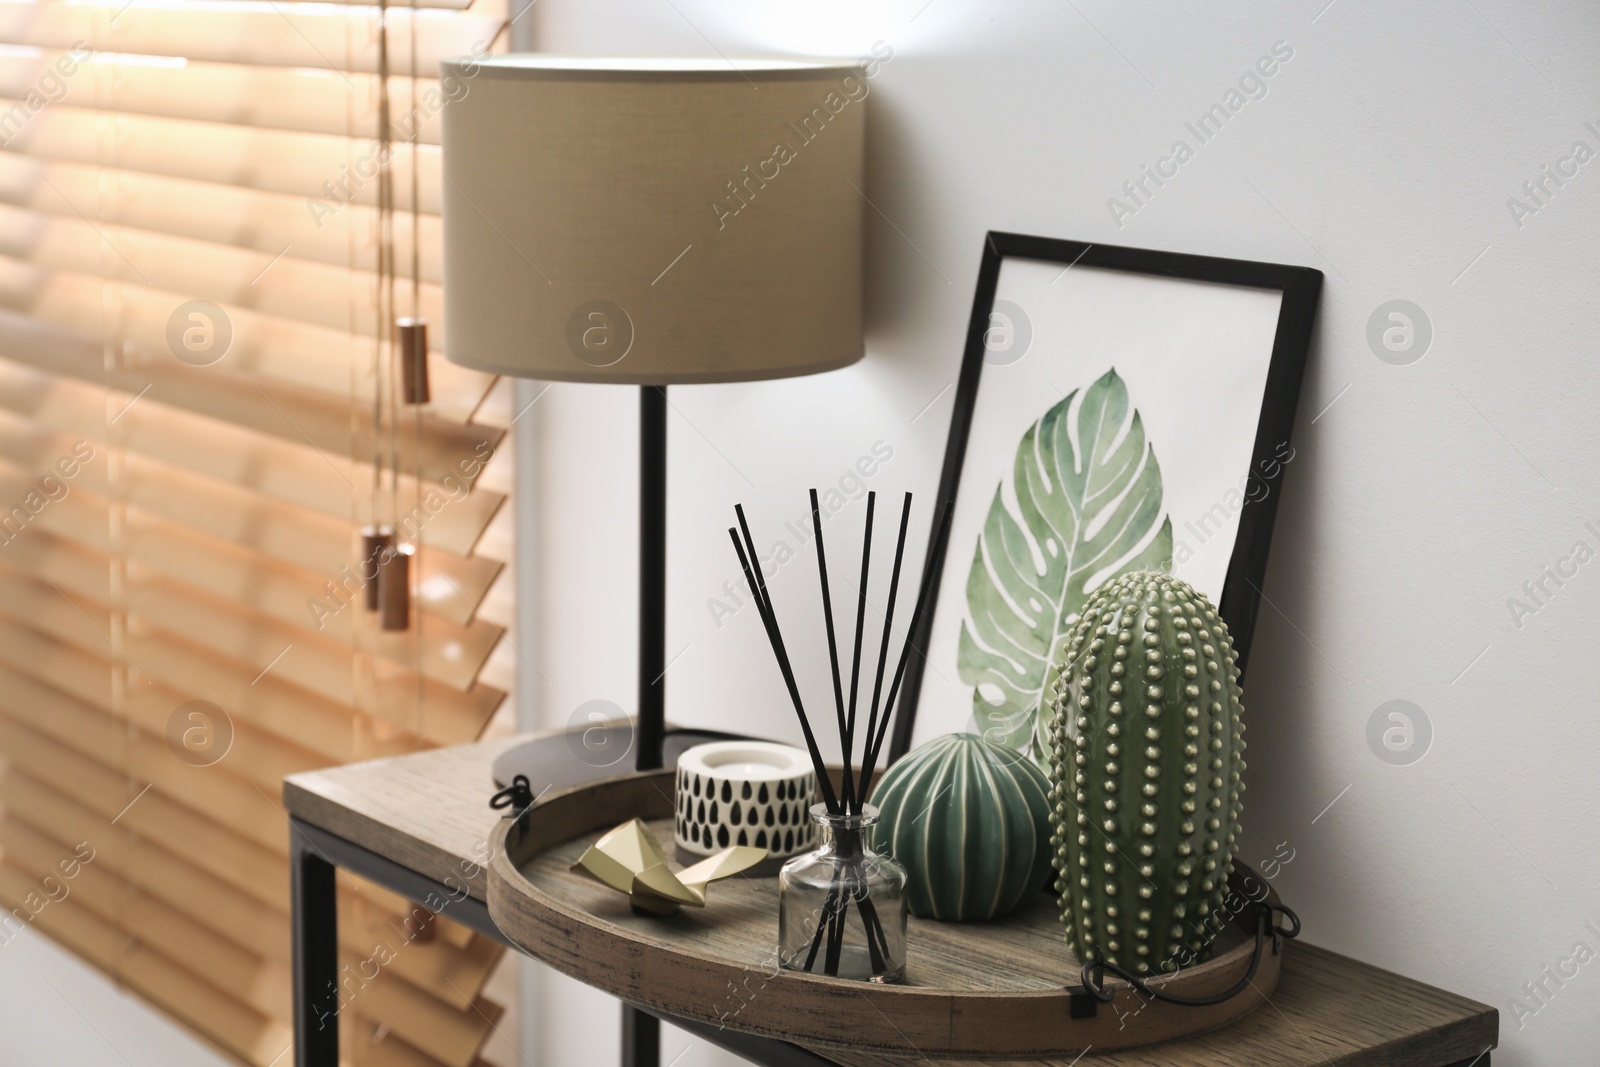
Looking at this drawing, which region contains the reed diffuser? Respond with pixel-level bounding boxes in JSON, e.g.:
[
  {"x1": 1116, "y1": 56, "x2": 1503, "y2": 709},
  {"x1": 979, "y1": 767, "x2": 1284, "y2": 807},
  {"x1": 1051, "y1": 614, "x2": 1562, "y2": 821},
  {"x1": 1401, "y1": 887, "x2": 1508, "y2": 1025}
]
[{"x1": 727, "y1": 490, "x2": 950, "y2": 982}]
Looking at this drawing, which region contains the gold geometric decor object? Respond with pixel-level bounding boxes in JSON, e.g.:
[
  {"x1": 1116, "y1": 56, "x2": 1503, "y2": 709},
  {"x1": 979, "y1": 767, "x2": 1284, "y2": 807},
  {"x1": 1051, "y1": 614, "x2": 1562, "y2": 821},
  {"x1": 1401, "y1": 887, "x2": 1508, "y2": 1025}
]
[{"x1": 571, "y1": 819, "x2": 766, "y2": 916}]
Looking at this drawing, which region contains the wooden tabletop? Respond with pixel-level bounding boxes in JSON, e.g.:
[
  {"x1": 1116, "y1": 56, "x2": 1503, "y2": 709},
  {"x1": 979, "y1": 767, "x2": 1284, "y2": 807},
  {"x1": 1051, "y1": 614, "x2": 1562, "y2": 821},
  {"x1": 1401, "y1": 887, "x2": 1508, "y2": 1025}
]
[
  {"x1": 824, "y1": 942, "x2": 1495, "y2": 1066},
  {"x1": 285, "y1": 733, "x2": 525, "y2": 902},
  {"x1": 284, "y1": 735, "x2": 1498, "y2": 1067}
]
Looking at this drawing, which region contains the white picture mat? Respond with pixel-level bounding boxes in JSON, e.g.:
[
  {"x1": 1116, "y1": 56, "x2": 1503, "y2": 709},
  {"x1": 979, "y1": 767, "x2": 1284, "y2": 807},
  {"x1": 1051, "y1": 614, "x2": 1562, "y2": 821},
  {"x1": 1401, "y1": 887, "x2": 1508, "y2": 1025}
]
[{"x1": 912, "y1": 257, "x2": 1284, "y2": 746}]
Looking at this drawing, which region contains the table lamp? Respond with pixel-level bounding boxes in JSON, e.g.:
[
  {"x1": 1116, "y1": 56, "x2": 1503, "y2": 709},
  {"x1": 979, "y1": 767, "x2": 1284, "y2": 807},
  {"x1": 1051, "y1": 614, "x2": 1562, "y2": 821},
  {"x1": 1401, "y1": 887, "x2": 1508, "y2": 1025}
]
[{"x1": 440, "y1": 55, "x2": 866, "y2": 784}]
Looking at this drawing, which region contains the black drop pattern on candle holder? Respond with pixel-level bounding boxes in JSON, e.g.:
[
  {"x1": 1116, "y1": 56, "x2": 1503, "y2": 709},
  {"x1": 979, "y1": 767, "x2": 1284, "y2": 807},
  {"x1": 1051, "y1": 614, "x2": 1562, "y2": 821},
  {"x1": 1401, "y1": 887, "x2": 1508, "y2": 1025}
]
[{"x1": 674, "y1": 769, "x2": 817, "y2": 858}]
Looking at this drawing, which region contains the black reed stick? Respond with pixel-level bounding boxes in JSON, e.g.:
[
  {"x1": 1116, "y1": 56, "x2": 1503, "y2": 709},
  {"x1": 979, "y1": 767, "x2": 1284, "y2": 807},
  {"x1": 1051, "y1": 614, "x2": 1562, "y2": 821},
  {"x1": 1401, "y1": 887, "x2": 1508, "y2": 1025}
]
[
  {"x1": 856, "y1": 887, "x2": 888, "y2": 974},
  {"x1": 824, "y1": 895, "x2": 845, "y2": 975},
  {"x1": 733, "y1": 505, "x2": 773, "y2": 621},
  {"x1": 727, "y1": 526, "x2": 840, "y2": 813},
  {"x1": 855, "y1": 492, "x2": 912, "y2": 814},
  {"x1": 803, "y1": 887, "x2": 833, "y2": 971},
  {"x1": 842, "y1": 491, "x2": 876, "y2": 811},
  {"x1": 858, "y1": 501, "x2": 952, "y2": 804},
  {"x1": 809, "y1": 488, "x2": 854, "y2": 809}
]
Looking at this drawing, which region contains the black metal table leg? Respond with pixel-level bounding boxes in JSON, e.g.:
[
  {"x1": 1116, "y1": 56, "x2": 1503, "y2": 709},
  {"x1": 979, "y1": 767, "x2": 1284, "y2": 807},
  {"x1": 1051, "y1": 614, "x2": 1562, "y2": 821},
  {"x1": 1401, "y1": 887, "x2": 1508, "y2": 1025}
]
[
  {"x1": 623, "y1": 1004, "x2": 660, "y2": 1067},
  {"x1": 292, "y1": 834, "x2": 340, "y2": 1066}
]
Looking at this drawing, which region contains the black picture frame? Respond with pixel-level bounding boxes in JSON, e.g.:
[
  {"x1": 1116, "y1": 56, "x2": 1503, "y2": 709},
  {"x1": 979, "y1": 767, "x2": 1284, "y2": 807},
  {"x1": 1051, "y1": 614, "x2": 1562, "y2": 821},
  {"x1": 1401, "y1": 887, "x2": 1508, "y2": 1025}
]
[{"x1": 889, "y1": 231, "x2": 1322, "y2": 762}]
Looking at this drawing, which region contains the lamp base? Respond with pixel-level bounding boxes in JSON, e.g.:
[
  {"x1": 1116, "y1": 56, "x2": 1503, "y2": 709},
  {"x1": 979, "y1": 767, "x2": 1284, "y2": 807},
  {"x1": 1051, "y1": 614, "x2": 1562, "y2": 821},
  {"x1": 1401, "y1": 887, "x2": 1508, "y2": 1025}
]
[{"x1": 490, "y1": 726, "x2": 752, "y2": 791}]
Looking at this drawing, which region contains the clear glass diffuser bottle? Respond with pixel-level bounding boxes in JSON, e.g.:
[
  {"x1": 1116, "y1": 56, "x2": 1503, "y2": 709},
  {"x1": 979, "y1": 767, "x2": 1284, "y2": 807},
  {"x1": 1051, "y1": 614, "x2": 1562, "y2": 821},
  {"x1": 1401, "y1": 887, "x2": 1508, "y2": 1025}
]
[{"x1": 778, "y1": 804, "x2": 908, "y2": 983}]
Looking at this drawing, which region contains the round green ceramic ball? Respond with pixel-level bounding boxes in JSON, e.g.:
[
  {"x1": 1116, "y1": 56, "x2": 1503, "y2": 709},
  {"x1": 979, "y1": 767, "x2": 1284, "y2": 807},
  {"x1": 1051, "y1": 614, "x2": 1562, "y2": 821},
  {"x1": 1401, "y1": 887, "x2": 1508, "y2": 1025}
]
[{"x1": 869, "y1": 733, "x2": 1052, "y2": 922}]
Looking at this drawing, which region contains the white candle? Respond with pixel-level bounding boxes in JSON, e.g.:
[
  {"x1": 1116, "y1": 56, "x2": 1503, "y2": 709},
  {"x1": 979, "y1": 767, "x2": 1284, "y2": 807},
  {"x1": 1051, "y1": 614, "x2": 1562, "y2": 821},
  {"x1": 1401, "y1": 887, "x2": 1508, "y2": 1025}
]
[{"x1": 714, "y1": 762, "x2": 780, "y2": 779}]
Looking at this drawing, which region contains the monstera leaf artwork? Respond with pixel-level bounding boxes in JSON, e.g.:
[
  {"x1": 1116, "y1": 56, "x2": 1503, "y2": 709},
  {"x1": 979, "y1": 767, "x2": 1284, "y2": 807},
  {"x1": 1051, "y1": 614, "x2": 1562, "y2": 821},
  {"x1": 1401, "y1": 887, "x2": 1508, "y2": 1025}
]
[{"x1": 957, "y1": 368, "x2": 1173, "y2": 763}]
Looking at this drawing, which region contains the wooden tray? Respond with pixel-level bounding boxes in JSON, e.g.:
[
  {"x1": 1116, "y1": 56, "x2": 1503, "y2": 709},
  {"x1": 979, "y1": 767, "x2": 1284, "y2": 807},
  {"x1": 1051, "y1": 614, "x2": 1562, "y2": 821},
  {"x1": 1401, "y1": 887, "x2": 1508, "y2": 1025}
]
[{"x1": 487, "y1": 770, "x2": 1284, "y2": 1058}]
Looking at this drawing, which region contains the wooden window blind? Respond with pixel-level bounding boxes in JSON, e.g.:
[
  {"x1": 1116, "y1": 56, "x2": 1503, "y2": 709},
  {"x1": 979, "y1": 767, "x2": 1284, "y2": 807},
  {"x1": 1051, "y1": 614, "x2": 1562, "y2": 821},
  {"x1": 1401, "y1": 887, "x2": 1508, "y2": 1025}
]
[{"x1": 0, "y1": 0, "x2": 521, "y2": 1063}]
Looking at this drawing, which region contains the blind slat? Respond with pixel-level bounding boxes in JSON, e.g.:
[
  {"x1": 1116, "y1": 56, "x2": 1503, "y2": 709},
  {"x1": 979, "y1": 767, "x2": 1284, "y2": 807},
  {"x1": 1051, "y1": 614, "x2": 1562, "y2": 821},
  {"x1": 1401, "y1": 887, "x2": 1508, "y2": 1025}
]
[
  {"x1": 0, "y1": 644, "x2": 394, "y2": 785},
  {"x1": 127, "y1": 625, "x2": 492, "y2": 751},
  {"x1": 475, "y1": 635, "x2": 515, "y2": 694},
  {"x1": 2, "y1": 768, "x2": 292, "y2": 946},
  {"x1": 0, "y1": 438, "x2": 502, "y2": 630},
  {"x1": 357, "y1": 964, "x2": 502, "y2": 1067},
  {"x1": 128, "y1": 516, "x2": 504, "y2": 681},
  {"x1": 127, "y1": 565, "x2": 501, "y2": 697},
  {"x1": 0, "y1": 860, "x2": 293, "y2": 1066},
  {"x1": 2, "y1": 768, "x2": 494, "y2": 989},
  {"x1": 476, "y1": 566, "x2": 513, "y2": 630},
  {"x1": 0, "y1": 316, "x2": 501, "y2": 488},
  {"x1": 0, "y1": 362, "x2": 507, "y2": 558},
  {"x1": 0, "y1": 614, "x2": 351, "y2": 783},
  {"x1": 0, "y1": 255, "x2": 485, "y2": 422},
  {"x1": 0, "y1": 604, "x2": 432, "y2": 771},
  {"x1": 0, "y1": 563, "x2": 504, "y2": 738},
  {"x1": 0, "y1": 689, "x2": 298, "y2": 855},
  {"x1": 4, "y1": 104, "x2": 443, "y2": 210},
  {"x1": 473, "y1": 496, "x2": 513, "y2": 565},
  {"x1": 0, "y1": 156, "x2": 445, "y2": 283},
  {"x1": 0, "y1": 1, "x2": 498, "y2": 72},
  {"x1": 0, "y1": 816, "x2": 293, "y2": 1018},
  {"x1": 358, "y1": 1021, "x2": 480, "y2": 1067},
  {"x1": 0, "y1": 716, "x2": 287, "y2": 909},
  {"x1": 0, "y1": 817, "x2": 487, "y2": 1067},
  {"x1": 0, "y1": 202, "x2": 448, "y2": 341},
  {"x1": 471, "y1": 374, "x2": 516, "y2": 431},
  {"x1": 0, "y1": 50, "x2": 455, "y2": 145},
  {"x1": 0, "y1": 442, "x2": 501, "y2": 640},
  {"x1": 0, "y1": 814, "x2": 498, "y2": 1061},
  {"x1": 0, "y1": 461, "x2": 503, "y2": 689}
]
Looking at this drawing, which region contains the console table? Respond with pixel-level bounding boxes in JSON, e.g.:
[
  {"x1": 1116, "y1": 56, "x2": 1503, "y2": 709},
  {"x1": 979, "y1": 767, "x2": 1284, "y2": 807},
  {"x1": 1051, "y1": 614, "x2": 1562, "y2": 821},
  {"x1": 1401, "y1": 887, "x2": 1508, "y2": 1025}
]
[{"x1": 283, "y1": 733, "x2": 1497, "y2": 1067}]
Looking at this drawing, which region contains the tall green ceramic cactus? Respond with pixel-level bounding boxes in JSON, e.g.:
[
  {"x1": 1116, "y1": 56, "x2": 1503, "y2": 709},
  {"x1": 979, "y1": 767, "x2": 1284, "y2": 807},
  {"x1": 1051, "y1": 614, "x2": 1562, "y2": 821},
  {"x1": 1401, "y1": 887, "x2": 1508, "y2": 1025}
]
[{"x1": 1046, "y1": 571, "x2": 1245, "y2": 975}]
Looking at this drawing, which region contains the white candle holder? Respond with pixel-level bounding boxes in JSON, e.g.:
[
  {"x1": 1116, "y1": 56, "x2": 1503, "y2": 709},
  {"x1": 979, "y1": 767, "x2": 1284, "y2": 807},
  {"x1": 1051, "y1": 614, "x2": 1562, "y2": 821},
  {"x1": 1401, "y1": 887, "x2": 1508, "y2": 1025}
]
[{"x1": 675, "y1": 741, "x2": 817, "y2": 874}]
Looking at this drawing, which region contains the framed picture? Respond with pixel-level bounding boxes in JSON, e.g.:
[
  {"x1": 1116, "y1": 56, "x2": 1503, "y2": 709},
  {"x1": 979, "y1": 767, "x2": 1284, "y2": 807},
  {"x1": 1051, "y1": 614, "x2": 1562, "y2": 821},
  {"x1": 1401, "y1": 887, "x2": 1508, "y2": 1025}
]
[{"x1": 891, "y1": 232, "x2": 1321, "y2": 763}]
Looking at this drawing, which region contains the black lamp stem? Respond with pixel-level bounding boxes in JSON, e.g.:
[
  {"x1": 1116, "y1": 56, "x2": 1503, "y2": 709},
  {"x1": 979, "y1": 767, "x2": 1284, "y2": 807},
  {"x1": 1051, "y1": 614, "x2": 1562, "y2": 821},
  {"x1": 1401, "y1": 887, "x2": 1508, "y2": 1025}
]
[{"x1": 637, "y1": 385, "x2": 668, "y2": 772}]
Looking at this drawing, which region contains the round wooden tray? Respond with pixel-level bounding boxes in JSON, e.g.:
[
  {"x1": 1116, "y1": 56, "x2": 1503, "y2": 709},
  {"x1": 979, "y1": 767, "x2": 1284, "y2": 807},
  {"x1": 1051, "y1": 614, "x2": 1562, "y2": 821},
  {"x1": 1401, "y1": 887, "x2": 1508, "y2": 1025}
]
[{"x1": 487, "y1": 770, "x2": 1284, "y2": 1058}]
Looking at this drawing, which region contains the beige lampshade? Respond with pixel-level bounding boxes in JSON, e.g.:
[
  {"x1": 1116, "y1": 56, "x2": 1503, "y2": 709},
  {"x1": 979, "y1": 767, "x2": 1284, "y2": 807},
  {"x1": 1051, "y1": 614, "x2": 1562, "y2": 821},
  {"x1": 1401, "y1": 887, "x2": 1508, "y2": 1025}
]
[{"x1": 440, "y1": 55, "x2": 866, "y2": 384}]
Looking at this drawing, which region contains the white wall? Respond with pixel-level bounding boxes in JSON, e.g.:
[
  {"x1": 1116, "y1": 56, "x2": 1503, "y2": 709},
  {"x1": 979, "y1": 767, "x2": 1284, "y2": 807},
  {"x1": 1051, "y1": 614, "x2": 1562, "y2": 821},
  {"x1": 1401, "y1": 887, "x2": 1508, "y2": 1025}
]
[{"x1": 520, "y1": 2, "x2": 1599, "y2": 1065}]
